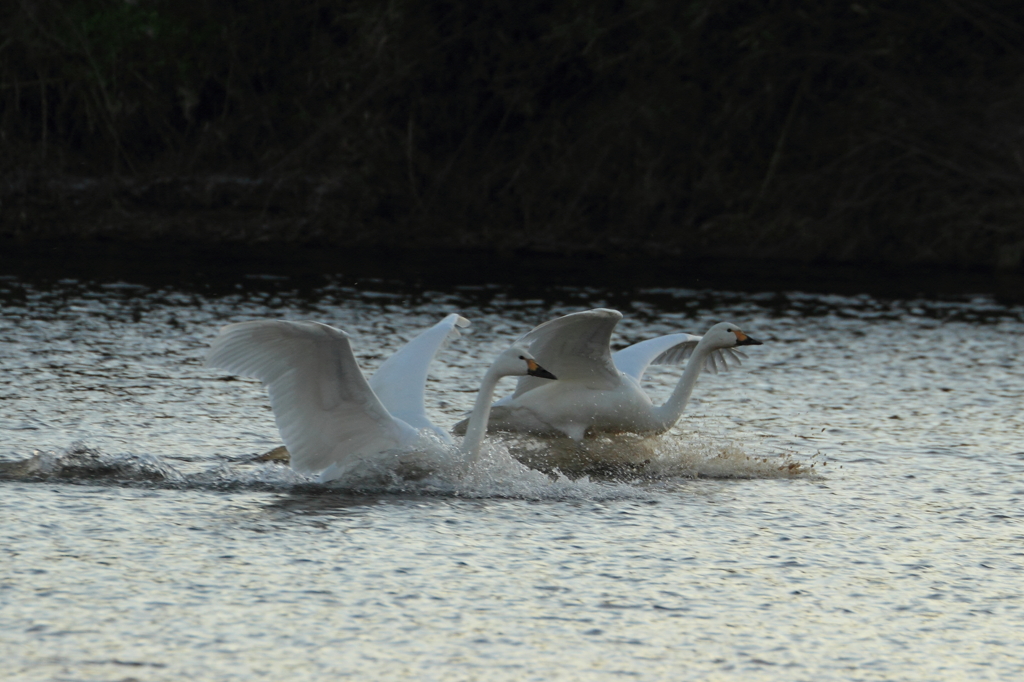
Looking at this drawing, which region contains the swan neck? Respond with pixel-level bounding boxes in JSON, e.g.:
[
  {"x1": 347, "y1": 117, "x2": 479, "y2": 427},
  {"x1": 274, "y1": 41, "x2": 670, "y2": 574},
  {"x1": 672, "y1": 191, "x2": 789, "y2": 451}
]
[
  {"x1": 459, "y1": 365, "x2": 503, "y2": 464},
  {"x1": 652, "y1": 341, "x2": 713, "y2": 431}
]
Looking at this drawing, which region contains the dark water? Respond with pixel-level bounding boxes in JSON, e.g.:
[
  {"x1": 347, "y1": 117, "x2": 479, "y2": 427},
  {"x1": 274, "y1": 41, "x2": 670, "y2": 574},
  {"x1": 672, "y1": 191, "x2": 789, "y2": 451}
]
[{"x1": 3, "y1": 269, "x2": 1024, "y2": 680}]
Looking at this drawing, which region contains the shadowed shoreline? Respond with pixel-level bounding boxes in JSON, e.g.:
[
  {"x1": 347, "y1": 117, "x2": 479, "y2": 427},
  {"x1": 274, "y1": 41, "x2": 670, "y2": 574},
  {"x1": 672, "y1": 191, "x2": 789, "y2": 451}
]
[{"x1": 3, "y1": 234, "x2": 1023, "y2": 304}]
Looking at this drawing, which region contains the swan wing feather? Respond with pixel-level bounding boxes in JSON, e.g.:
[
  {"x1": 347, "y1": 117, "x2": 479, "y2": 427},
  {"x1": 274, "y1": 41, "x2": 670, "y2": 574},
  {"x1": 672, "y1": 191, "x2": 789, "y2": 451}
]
[
  {"x1": 369, "y1": 314, "x2": 468, "y2": 438},
  {"x1": 703, "y1": 347, "x2": 746, "y2": 374},
  {"x1": 510, "y1": 308, "x2": 623, "y2": 398},
  {"x1": 615, "y1": 334, "x2": 748, "y2": 379},
  {"x1": 206, "y1": 320, "x2": 412, "y2": 476},
  {"x1": 613, "y1": 333, "x2": 701, "y2": 381}
]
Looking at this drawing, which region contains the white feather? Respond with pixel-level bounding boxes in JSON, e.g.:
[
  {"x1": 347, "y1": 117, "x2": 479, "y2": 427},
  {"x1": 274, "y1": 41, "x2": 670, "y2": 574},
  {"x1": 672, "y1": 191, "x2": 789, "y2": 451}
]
[
  {"x1": 370, "y1": 314, "x2": 469, "y2": 441},
  {"x1": 613, "y1": 333, "x2": 701, "y2": 381}
]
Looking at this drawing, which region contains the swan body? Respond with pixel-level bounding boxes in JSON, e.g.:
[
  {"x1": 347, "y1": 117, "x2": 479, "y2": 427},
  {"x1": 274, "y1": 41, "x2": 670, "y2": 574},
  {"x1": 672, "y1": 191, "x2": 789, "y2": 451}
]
[
  {"x1": 454, "y1": 309, "x2": 762, "y2": 441},
  {"x1": 205, "y1": 315, "x2": 554, "y2": 480}
]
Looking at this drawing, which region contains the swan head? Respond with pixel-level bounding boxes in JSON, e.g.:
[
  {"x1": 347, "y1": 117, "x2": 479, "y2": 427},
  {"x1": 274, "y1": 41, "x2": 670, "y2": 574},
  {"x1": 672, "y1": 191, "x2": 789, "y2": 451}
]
[
  {"x1": 705, "y1": 322, "x2": 763, "y2": 348},
  {"x1": 493, "y1": 346, "x2": 557, "y2": 380}
]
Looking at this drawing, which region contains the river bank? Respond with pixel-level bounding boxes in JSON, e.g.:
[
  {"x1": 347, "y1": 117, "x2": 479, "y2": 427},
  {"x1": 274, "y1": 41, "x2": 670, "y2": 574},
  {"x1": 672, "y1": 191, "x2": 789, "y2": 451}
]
[
  {"x1": 5, "y1": 172, "x2": 1024, "y2": 278},
  {"x1": 5, "y1": 2, "x2": 1024, "y2": 274}
]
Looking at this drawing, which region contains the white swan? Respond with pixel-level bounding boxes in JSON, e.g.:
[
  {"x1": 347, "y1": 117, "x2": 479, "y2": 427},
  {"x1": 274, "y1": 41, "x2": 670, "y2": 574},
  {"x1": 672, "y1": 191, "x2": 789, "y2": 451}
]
[
  {"x1": 454, "y1": 309, "x2": 762, "y2": 440},
  {"x1": 205, "y1": 315, "x2": 555, "y2": 480}
]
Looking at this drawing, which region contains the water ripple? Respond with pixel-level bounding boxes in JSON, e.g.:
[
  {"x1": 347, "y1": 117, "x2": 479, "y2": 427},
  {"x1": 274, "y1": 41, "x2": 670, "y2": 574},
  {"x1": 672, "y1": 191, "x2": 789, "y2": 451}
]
[{"x1": 3, "y1": 276, "x2": 1024, "y2": 680}]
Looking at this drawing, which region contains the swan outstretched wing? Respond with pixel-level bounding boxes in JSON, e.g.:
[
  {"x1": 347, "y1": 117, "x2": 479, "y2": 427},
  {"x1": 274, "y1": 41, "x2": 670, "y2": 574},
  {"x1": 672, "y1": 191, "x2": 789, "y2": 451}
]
[
  {"x1": 369, "y1": 313, "x2": 469, "y2": 438},
  {"x1": 613, "y1": 333, "x2": 701, "y2": 381},
  {"x1": 206, "y1": 320, "x2": 413, "y2": 476},
  {"x1": 510, "y1": 308, "x2": 622, "y2": 398},
  {"x1": 613, "y1": 333, "x2": 748, "y2": 380}
]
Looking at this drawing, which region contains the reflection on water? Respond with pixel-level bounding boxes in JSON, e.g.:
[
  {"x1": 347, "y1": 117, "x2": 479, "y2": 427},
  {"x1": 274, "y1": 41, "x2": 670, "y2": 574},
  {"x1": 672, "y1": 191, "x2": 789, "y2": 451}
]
[{"x1": 2, "y1": 273, "x2": 1024, "y2": 680}]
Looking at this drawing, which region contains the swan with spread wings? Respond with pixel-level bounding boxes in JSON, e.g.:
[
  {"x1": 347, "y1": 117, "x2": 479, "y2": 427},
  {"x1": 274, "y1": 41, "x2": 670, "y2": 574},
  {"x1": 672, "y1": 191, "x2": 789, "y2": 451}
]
[
  {"x1": 454, "y1": 309, "x2": 762, "y2": 441},
  {"x1": 207, "y1": 314, "x2": 555, "y2": 481}
]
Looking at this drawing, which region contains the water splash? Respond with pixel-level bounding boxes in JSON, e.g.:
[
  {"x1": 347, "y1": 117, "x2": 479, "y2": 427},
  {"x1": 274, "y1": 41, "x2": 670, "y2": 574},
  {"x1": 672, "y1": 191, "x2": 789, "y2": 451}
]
[
  {"x1": 0, "y1": 442, "x2": 185, "y2": 484},
  {"x1": 306, "y1": 433, "x2": 644, "y2": 500},
  {"x1": 499, "y1": 431, "x2": 816, "y2": 480},
  {"x1": 0, "y1": 433, "x2": 815, "y2": 499}
]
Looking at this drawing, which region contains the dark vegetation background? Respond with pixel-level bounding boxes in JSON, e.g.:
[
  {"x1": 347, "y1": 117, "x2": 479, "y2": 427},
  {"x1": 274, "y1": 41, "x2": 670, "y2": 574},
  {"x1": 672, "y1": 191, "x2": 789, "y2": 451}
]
[{"x1": 3, "y1": 0, "x2": 1024, "y2": 270}]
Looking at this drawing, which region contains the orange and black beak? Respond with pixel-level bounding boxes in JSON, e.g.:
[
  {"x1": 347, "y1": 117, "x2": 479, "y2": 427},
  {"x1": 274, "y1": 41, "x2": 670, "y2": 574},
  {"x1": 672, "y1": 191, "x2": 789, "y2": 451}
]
[
  {"x1": 733, "y1": 330, "x2": 763, "y2": 346},
  {"x1": 526, "y1": 359, "x2": 557, "y2": 380}
]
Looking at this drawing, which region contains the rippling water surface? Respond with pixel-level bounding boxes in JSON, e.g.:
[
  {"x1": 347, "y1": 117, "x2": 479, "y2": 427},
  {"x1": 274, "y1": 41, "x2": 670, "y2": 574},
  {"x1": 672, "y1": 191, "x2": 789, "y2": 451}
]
[{"x1": 2, "y1": 272, "x2": 1024, "y2": 680}]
